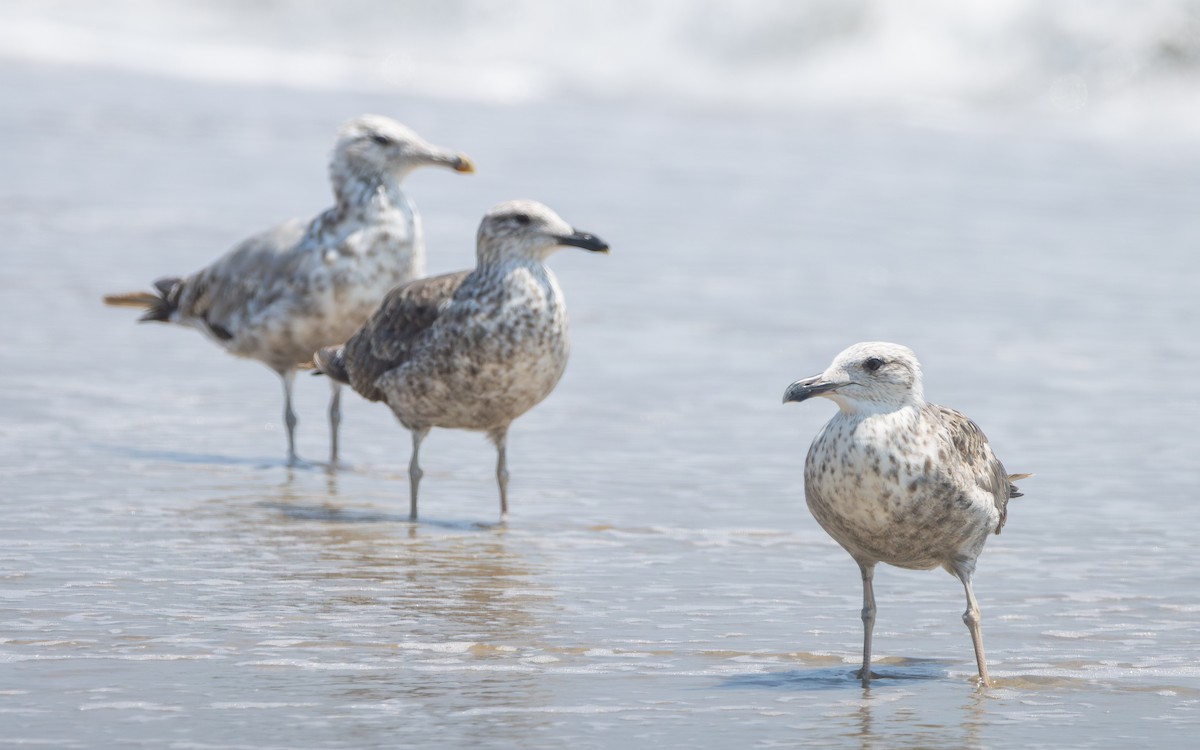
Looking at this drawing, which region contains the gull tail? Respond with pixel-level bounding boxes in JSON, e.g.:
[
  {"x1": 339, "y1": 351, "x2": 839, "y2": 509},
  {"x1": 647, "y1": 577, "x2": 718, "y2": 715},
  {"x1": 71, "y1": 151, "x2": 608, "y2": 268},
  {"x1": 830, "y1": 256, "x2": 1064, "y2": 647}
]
[
  {"x1": 312, "y1": 345, "x2": 350, "y2": 385},
  {"x1": 1007, "y1": 472, "x2": 1033, "y2": 499},
  {"x1": 102, "y1": 277, "x2": 183, "y2": 323}
]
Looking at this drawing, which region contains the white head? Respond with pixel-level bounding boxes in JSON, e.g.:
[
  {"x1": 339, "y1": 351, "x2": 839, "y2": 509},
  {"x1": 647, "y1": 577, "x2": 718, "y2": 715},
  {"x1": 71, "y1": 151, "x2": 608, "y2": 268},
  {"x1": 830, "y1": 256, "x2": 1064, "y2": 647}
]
[
  {"x1": 782, "y1": 341, "x2": 925, "y2": 414},
  {"x1": 329, "y1": 115, "x2": 474, "y2": 199},
  {"x1": 476, "y1": 200, "x2": 609, "y2": 264}
]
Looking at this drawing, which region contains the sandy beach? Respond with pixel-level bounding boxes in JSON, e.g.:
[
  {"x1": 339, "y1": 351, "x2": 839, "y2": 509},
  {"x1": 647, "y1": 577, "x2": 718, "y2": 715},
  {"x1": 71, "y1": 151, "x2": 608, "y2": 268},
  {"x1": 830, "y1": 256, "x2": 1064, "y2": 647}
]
[{"x1": 2, "y1": 4, "x2": 1200, "y2": 745}]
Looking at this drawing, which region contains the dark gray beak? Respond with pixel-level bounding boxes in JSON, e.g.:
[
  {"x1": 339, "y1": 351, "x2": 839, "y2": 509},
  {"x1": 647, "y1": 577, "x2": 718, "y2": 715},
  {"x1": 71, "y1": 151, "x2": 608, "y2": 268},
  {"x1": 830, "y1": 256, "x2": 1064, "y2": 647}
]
[
  {"x1": 782, "y1": 375, "x2": 842, "y2": 404},
  {"x1": 557, "y1": 230, "x2": 609, "y2": 253}
]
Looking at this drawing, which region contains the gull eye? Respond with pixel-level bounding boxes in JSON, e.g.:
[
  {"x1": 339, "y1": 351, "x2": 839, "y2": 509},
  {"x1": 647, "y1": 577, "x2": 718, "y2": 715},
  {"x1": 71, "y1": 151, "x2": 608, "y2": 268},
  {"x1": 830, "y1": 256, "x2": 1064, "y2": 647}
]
[
  {"x1": 864, "y1": 357, "x2": 885, "y2": 372},
  {"x1": 512, "y1": 214, "x2": 531, "y2": 226},
  {"x1": 370, "y1": 134, "x2": 394, "y2": 146}
]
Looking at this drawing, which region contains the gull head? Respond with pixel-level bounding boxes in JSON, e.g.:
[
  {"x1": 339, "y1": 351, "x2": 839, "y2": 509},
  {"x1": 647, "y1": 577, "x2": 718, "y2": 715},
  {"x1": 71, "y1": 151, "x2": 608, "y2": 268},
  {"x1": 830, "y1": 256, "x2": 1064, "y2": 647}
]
[
  {"x1": 332, "y1": 114, "x2": 474, "y2": 185},
  {"x1": 783, "y1": 341, "x2": 925, "y2": 414},
  {"x1": 477, "y1": 200, "x2": 609, "y2": 263}
]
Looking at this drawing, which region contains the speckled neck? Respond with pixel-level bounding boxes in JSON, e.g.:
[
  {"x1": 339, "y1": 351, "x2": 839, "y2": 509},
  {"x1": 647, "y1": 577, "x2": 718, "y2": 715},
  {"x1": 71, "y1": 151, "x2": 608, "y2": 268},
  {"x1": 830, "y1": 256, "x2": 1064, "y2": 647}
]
[
  {"x1": 830, "y1": 392, "x2": 925, "y2": 417},
  {"x1": 331, "y1": 168, "x2": 409, "y2": 214},
  {"x1": 307, "y1": 171, "x2": 418, "y2": 252},
  {"x1": 471, "y1": 257, "x2": 553, "y2": 288},
  {"x1": 476, "y1": 241, "x2": 556, "y2": 267}
]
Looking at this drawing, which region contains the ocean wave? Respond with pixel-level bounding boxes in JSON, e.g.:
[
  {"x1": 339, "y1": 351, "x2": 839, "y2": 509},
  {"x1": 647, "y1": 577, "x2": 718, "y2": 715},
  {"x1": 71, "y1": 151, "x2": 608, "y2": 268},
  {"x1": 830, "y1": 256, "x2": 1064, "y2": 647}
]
[{"x1": 3, "y1": 0, "x2": 1200, "y2": 136}]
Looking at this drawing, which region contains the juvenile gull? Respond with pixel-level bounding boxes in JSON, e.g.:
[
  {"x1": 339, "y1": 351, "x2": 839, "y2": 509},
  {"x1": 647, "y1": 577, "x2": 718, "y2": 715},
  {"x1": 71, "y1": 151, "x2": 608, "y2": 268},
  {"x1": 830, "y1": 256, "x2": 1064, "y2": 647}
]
[
  {"x1": 782, "y1": 342, "x2": 1030, "y2": 687},
  {"x1": 313, "y1": 200, "x2": 608, "y2": 522},
  {"x1": 104, "y1": 115, "x2": 474, "y2": 465}
]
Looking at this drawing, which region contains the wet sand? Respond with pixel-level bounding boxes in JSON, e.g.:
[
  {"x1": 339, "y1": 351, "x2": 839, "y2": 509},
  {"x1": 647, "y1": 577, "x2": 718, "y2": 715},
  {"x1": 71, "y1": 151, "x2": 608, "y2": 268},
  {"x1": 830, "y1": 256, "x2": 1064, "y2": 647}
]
[{"x1": 1, "y1": 62, "x2": 1199, "y2": 747}]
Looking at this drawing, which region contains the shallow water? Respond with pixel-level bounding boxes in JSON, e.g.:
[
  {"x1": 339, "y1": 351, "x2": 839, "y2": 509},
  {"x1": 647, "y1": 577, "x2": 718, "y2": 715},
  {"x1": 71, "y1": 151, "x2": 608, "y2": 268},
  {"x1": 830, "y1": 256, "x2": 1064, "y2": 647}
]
[{"x1": 2, "y1": 62, "x2": 1200, "y2": 748}]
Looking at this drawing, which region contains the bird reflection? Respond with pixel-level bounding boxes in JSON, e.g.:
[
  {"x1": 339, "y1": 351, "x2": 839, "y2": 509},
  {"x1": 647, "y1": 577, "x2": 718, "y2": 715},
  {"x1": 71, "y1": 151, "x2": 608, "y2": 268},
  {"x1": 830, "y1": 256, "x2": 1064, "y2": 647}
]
[
  {"x1": 849, "y1": 684, "x2": 987, "y2": 750},
  {"x1": 261, "y1": 477, "x2": 538, "y2": 633},
  {"x1": 245, "y1": 476, "x2": 557, "y2": 742}
]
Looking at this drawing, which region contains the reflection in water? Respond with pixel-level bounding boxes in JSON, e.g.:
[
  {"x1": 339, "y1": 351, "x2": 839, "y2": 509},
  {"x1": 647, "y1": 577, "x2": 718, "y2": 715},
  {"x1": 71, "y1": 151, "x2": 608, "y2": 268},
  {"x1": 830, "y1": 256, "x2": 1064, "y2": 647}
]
[
  {"x1": 243, "y1": 476, "x2": 560, "y2": 743},
  {"x1": 960, "y1": 690, "x2": 987, "y2": 750},
  {"x1": 844, "y1": 684, "x2": 986, "y2": 750},
  {"x1": 719, "y1": 659, "x2": 988, "y2": 750}
]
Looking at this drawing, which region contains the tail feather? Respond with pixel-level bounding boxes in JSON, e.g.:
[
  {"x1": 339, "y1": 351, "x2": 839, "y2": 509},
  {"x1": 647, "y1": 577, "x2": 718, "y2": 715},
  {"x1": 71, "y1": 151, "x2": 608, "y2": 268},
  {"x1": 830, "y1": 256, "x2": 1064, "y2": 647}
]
[
  {"x1": 1008, "y1": 472, "x2": 1033, "y2": 499},
  {"x1": 103, "y1": 277, "x2": 182, "y2": 323},
  {"x1": 152, "y1": 277, "x2": 177, "y2": 296},
  {"x1": 312, "y1": 345, "x2": 350, "y2": 385},
  {"x1": 102, "y1": 292, "x2": 160, "y2": 308}
]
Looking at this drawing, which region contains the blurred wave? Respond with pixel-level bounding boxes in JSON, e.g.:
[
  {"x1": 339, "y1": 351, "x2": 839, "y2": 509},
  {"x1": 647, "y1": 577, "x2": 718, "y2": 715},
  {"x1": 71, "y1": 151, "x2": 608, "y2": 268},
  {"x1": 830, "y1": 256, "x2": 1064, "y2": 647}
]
[{"x1": 3, "y1": 0, "x2": 1200, "y2": 136}]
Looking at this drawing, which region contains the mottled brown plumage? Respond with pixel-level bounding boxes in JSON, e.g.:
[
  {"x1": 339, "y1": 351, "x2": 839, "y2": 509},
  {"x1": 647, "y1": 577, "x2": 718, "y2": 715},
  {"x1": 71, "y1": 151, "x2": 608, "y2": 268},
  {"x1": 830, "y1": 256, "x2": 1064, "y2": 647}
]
[
  {"x1": 315, "y1": 200, "x2": 609, "y2": 521},
  {"x1": 930, "y1": 403, "x2": 1026, "y2": 533},
  {"x1": 104, "y1": 115, "x2": 473, "y2": 465},
  {"x1": 783, "y1": 342, "x2": 1029, "y2": 688},
  {"x1": 326, "y1": 271, "x2": 470, "y2": 403}
]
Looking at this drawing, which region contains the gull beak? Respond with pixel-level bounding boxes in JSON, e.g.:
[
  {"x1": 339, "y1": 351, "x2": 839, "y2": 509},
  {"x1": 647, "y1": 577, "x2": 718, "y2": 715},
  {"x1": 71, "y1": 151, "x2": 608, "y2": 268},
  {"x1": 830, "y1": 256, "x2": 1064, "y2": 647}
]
[
  {"x1": 557, "y1": 230, "x2": 609, "y2": 254},
  {"x1": 451, "y1": 154, "x2": 475, "y2": 173},
  {"x1": 424, "y1": 148, "x2": 475, "y2": 173},
  {"x1": 782, "y1": 374, "x2": 843, "y2": 404}
]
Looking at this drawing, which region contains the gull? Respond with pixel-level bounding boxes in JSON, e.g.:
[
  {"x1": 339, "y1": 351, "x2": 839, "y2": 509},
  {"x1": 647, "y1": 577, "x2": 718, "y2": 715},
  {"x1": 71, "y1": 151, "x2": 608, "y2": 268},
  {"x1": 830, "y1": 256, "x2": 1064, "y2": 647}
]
[
  {"x1": 104, "y1": 115, "x2": 474, "y2": 465},
  {"x1": 312, "y1": 200, "x2": 608, "y2": 522},
  {"x1": 783, "y1": 342, "x2": 1029, "y2": 687}
]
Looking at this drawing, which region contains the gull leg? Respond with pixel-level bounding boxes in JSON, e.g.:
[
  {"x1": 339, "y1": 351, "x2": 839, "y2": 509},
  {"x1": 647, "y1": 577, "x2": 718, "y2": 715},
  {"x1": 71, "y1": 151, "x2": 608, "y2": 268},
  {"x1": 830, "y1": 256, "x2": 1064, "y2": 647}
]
[
  {"x1": 953, "y1": 562, "x2": 991, "y2": 687},
  {"x1": 280, "y1": 369, "x2": 299, "y2": 466},
  {"x1": 490, "y1": 425, "x2": 510, "y2": 523},
  {"x1": 857, "y1": 560, "x2": 877, "y2": 687},
  {"x1": 408, "y1": 427, "x2": 429, "y2": 521},
  {"x1": 328, "y1": 379, "x2": 342, "y2": 466}
]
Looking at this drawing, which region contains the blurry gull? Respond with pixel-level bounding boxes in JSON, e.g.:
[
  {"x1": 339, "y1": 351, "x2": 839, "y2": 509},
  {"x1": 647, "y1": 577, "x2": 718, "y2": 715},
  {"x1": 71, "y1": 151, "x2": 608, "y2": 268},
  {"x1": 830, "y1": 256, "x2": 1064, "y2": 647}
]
[
  {"x1": 313, "y1": 200, "x2": 608, "y2": 522},
  {"x1": 783, "y1": 342, "x2": 1030, "y2": 687},
  {"x1": 104, "y1": 115, "x2": 474, "y2": 465}
]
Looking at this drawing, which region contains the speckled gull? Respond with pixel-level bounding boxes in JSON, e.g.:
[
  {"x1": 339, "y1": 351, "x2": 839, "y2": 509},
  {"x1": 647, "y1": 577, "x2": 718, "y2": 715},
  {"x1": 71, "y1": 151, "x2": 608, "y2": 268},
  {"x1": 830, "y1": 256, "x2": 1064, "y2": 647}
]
[
  {"x1": 104, "y1": 115, "x2": 474, "y2": 466},
  {"x1": 313, "y1": 200, "x2": 608, "y2": 522},
  {"x1": 782, "y1": 342, "x2": 1030, "y2": 688}
]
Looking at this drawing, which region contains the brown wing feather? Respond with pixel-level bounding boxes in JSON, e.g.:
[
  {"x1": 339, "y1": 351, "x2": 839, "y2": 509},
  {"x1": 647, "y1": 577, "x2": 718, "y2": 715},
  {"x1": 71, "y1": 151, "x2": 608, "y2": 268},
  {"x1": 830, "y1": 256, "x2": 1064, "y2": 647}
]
[
  {"x1": 929, "y1": 404, "x2": 1016, "y2": 535},
  {"x1": 338, "y1": 270, "x2": 470, "y2": 402}
]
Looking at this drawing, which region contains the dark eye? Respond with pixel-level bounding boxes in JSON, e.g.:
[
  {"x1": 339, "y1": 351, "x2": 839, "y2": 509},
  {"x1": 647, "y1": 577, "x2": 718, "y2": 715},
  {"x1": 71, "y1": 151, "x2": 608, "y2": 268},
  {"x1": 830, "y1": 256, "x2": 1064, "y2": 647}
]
[
  {"x1": 512, "y1": 214, "x2": 531, "y2": 226},
  {"x1": 370, "y1": 134, "x2": 394, "y2": 146},
  {"x1": 864, "y1": 357, "x2": 885, "y2": 372}
]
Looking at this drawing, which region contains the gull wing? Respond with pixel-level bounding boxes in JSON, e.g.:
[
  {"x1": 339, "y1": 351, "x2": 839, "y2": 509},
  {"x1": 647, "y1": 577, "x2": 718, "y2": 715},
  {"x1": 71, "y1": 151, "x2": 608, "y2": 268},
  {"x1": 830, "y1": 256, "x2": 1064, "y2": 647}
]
[
  {"x1": 928, "y1": 404, "x2": 1022, "y2": 534},
  {"x1": 335, "y1": 270, "x2": 470, "y2": 402}
]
